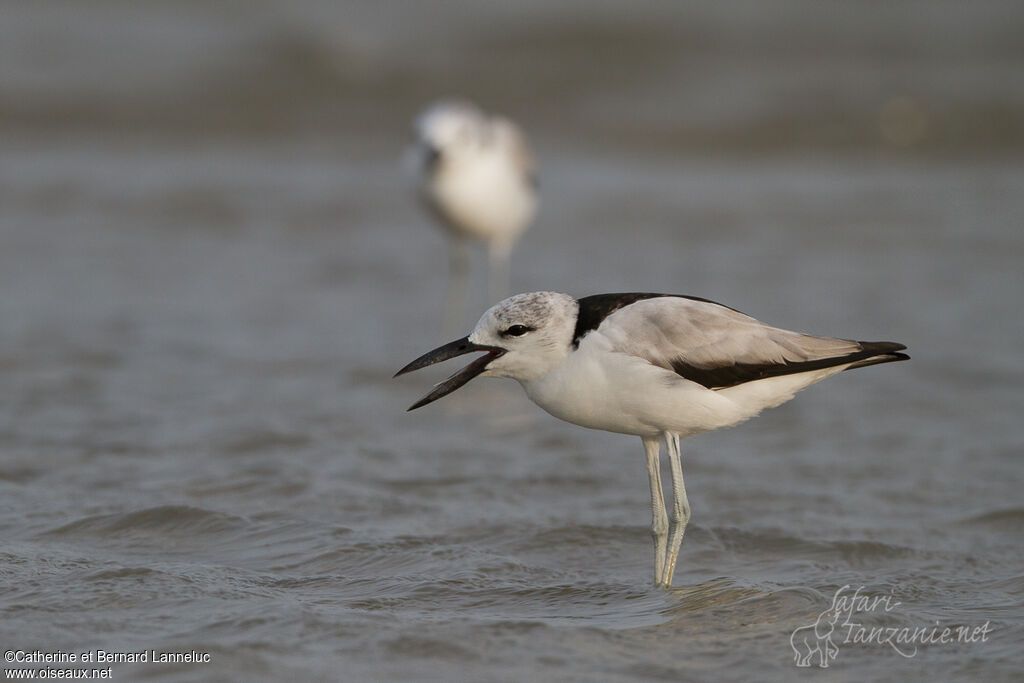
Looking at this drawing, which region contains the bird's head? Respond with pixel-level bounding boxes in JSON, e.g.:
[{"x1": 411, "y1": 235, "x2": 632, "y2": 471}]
[
  {"x1": 408, "y1": 100, "x2": 488, "y2": 173},
  {"x1": 395, "y1": 292, "x2": 576, "y2": 410}
]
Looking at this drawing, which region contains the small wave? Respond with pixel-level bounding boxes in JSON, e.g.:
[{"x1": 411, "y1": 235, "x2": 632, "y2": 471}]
[
  {"x1": 39, "y1": 505, "x2": 250, "y2": 540},
  {"x1": 83, "y1": 566, "x2": 168, "y2": 581},
  {"x1": 0, "y1": 464, "x2": 46, "y2": 484},
  {"x1": 711, "y1": 526, "x2": 924, "y2": 564},
  {"x1": 666, "y1": 577, "x2": 764, "y2": 613},
  {"x1": 382, "y1": 634, "x2": 480, "y2": 662},
  {"x1": 511, "y1": 524, "x2": 641, "y2": 551},
  {"x1": 220, "y1": 430, "x2": 312, "y2": 455},
  {"x1": 958, "y1": 508, "x2": 1024, "y2": 532}
]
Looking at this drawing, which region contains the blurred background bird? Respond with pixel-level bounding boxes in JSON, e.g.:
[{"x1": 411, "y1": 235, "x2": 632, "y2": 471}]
[{"x1": 407, "y1": 100, "x2": 538, "y2": 336}]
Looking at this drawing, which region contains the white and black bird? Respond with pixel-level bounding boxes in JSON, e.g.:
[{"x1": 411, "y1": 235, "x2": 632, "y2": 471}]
[
  {"x1": 408, "y1": 100, "x2": 538, "y2": 334},
  {"x1": 395, "y1": 292, "x2": 909, "y2": 587}
]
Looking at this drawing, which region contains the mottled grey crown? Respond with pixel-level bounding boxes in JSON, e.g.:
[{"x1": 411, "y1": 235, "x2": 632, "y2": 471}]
[
  {"x1": 416, "y1": 100, "x2": 486, "y2": 146},
  {"x1": 491, "y1": 291, "x2": 563, "y2": 328}
]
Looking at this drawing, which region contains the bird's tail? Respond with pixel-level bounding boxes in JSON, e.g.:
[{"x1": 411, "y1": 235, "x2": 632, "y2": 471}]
[{"x1": 843, "y1": 341, "x2": 910, "y2": 371}]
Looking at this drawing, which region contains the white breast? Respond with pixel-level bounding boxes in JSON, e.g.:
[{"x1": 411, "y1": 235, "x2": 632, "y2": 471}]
[
  {"x1": 429, "y1": 152, "x2": 535, "y2": 245},
  {"x1": 520, "y1": 336, "x2": 751, "y2": 439}
]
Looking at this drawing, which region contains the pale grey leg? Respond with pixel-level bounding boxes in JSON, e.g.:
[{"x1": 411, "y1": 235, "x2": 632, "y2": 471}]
[
  {"x1": 487, "y1": 240, "x2": 512, "y2": 305},
  {"x1": 661, "y1": 432, "x2": 691, "y2": 587},
  {"x1": 643, "y1": 437, "x2": 668, "y2": 587},
  {"x1": 443, "y1": 240, "x2": 471, "y2": 339}
]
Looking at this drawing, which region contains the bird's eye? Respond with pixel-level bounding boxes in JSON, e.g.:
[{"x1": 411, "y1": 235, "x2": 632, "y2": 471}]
[{"x1": 503, "y1": 324, "x2": 534, "y2": 337}]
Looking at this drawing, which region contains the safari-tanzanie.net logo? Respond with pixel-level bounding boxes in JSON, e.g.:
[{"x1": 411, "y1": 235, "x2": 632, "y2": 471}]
[{"x1": 790, "y1": 584, "x2": 993, "y2": 668}]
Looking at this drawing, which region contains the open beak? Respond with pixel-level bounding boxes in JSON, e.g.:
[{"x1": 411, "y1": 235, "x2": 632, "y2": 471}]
[{"x1": 394, "y1": 337, "x2": 506, "y2": 411}]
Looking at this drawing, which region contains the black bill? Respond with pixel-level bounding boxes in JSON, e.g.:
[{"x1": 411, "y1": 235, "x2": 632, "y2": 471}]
[
  {"x1": 420, "y1": 143, "x2": 441, "y2": 171},
  {"x1": 394, "y1": 337, "x2": 506, "y2": 411}
]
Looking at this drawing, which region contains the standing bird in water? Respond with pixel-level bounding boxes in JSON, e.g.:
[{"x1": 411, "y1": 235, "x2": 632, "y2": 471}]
[
  {"x1": 395, "y1": 291, "x2": 909, "y2": 587},
  {"x1": 408, "y1": 101, "x2": 538, "y2": 336}
]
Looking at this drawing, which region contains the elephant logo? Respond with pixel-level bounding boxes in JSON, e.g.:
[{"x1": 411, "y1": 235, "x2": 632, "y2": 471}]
[{"x1": 790, "y1": 590, "x2": 846, "y2": 668}]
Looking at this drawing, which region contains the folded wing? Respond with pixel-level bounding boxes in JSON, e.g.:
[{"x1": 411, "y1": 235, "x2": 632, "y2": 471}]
[{"x1": 586, "y1": 295, "x2": 908, "y2": 390}]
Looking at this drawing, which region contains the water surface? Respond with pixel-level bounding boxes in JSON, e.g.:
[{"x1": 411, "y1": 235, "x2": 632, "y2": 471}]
[{"x1": 1, "y1": 1, "x2": 1022, "y2": 680}]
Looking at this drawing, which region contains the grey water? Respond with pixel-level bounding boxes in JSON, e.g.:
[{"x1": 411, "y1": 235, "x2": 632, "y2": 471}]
[{"x1": 1, "y1": 1, "x2": 1022, "y2": 680}]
